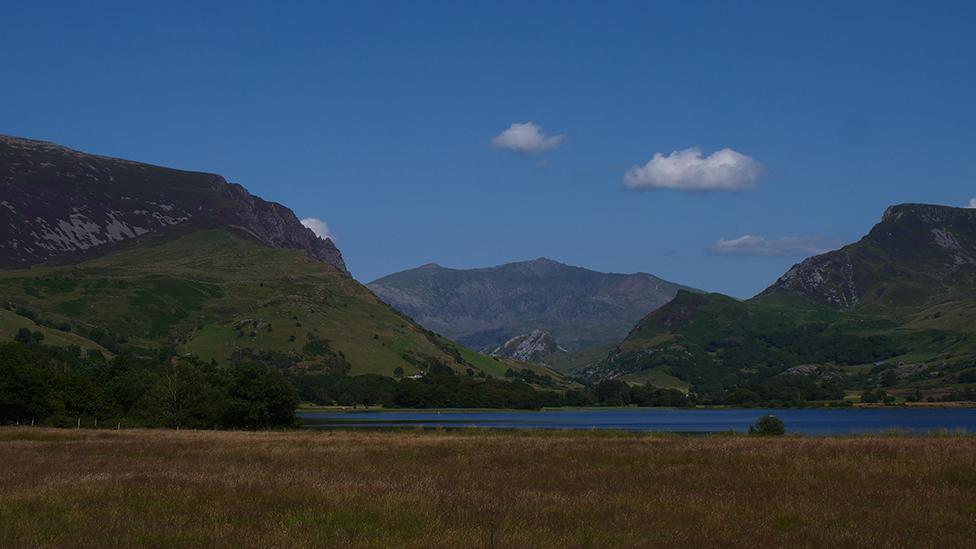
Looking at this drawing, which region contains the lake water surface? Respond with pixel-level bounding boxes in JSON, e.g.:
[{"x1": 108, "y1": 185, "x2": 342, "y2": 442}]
[{"x1": 300, "y1": 408, "x2": 976, "y2": 435}]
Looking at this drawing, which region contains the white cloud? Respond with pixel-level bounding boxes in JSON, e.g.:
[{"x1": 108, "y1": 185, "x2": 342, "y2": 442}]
[
  {"x1": 624, "y1": 147, "x2": 763, "y2": 191},
  {"x1": 490, "y1": 122, "x2": 566, "y2": 155},
  {"x1": 711, "y1": 235, "x2": 839, "y2": 257},
  {"x1": 968, "y1": 198, "x2": 976, "y2": 208},
  {"x1": 300, "y1": 218, "x2": 334, "y2": 242}
]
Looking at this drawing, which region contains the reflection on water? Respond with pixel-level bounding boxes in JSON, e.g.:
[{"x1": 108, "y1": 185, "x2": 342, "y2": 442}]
[{"x1": 299, "y1": 408, "x2": 976, "y2": 435}]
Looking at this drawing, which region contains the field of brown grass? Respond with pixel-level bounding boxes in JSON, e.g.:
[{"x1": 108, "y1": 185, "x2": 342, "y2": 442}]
[{"x1": 1, "y1": 428, "x2": 975, "y2": 547}]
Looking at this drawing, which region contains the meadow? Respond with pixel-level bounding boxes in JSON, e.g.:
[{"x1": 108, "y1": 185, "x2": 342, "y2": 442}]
[{"x1": 1, "y1": 428, "x2": 975, "y2": 547}]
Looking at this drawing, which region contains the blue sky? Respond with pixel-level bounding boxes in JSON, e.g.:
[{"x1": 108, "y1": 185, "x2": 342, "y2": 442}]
[{"x1": 2, "y1": 1, "x2": 974, "y2": 297}]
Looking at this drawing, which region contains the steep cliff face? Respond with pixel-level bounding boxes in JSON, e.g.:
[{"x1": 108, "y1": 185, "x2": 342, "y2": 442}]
[
  {"x1": 761, "y1": 204, "x2": 976, "y2": 308},
  {"x1": 218, "y1": 182, "x2": 346, "y2": 270},
  {"x1": 0, "y1": 135, "x2": 346, "y2": 272}
]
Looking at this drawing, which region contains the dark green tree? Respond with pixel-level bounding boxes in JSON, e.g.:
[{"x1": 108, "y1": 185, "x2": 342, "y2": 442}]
[{"x1": 748, "y1": 415, "x2": 786, "y2": 436}]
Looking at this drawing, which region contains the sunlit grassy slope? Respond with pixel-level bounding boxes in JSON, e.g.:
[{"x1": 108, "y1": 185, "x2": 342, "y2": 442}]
[{"x1": 0, "y1": 229, "x2": 550, "y2": 379}]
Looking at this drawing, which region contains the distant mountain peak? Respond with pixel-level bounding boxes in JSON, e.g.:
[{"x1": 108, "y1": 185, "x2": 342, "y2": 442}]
[{"x1": 368, "y1": 258, "x2": 699, "y2": 351}]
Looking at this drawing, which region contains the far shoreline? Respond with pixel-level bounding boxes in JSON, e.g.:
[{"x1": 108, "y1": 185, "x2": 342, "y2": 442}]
[{"x1": 297, "y1": 402, "x2": 976, "y2": 413}]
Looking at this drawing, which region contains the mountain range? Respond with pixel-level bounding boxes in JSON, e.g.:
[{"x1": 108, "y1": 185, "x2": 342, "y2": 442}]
[
  {"x1": 368, "y1": 260, "x2": 696, "y2": 352},
  {"x1": 4, "y1": 133, "x2": 976, "y2": 404}
]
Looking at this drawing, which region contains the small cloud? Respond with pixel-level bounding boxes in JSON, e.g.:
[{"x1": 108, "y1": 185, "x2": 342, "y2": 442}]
[
  {"x1": 968, "y1": 198, "x2": 976, "y2": 208},
  {"x1": 624, "y1": 147, "x2": 763, "y2": 191},
  {"x1": 490, "y1": 122, "x2": 566, "y2": 155},
  {"x1": 300, "y1": 217, "x2": 335, "y2": 242},
  {"x1": 710, "y1": 235, "x2": 839, "y2": 257}
]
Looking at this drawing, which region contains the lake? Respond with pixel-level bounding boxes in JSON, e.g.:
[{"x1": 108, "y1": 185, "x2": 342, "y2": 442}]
[{"x1": 299, "y1": 407, "x2": 976, "y2": 435}]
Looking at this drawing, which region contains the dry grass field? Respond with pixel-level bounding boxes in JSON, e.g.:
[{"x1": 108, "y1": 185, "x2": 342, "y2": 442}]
[{"x1": 1, "y1": 428, "x2": 975, "y2": 548}]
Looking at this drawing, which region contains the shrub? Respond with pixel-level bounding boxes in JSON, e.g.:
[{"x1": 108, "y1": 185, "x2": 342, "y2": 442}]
[
  {"x1": 748, "y1": 415, "x2": 785, "y2": 436},
  {"x1": 13, "y1": 329, "x2": 44, "y2": 345}
]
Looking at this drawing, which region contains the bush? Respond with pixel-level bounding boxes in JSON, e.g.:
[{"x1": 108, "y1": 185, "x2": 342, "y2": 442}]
[
  {"x1": 861, "y1": 389, "x2": 895, "y2": 404},
  {"x1": 748, "y1": 415, "x2": 785, "y2": 436},
  {"x1": 14, "y1": 329, "x2": 44, "y2": 345}
]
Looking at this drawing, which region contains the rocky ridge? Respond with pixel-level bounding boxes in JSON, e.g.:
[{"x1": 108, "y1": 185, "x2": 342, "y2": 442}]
[
  {"x1": 0, "y1": 135, "x2": 346, "y2": 272},
  {"x1": 761, "y1": 204, "x2": 976, "y2": 307}
]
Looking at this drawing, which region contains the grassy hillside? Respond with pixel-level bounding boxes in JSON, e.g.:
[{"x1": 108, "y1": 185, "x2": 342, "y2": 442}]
[
  {"x1": 590, "y1": 289, "x2": 976, "y2": 401},
  {"x1": 0, "y1": 308, "x2": 111, "y2": 355},
  {"x1": 0, "y1": 229, "x2": 552, "y2": 381},
  {"x1": 587, "y1": 205, "x2": 976, "y2": 402}
]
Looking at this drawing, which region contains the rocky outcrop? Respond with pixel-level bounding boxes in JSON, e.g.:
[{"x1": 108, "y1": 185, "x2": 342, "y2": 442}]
[
  {"x1": 490, "y1": 330, "x2": 566, "y2": 363},
  {"x1": 761, "y1": 251, "x2": 861, "y2": 307},
  {"x1": 0, "y1": 135, "x2": 346, "y2": 272},
  {"x1": 216, "y1": 182, "x2": 346, "y2": 270}
]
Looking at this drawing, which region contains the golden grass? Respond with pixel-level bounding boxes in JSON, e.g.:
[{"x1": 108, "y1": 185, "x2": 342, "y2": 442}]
[{"x1": 2, "y1": 428, "x2": 975, "y2": 548}]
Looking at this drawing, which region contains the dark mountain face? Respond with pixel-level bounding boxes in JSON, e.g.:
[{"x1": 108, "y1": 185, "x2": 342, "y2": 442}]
[
  {"x1": 589, "y1": 204, "x2": 976, "y2": 401},
  {"x1": 0, "y1": 135, "x2": 345, "y2": 272},
  {"x1": 761, "y1": 204, "x2": 976, "y2": 308},
  {"x1": 368, "y1": 258, "x2": 698, "y2": 351}
]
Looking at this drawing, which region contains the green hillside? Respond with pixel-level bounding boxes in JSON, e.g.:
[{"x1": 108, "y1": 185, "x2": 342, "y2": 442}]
[
  {"x1": 589, "y1": 205, "x2": 976, "y2": 404},
  {"x1": 0, "y1": 229, "x2": 547, "y2": 381}
]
